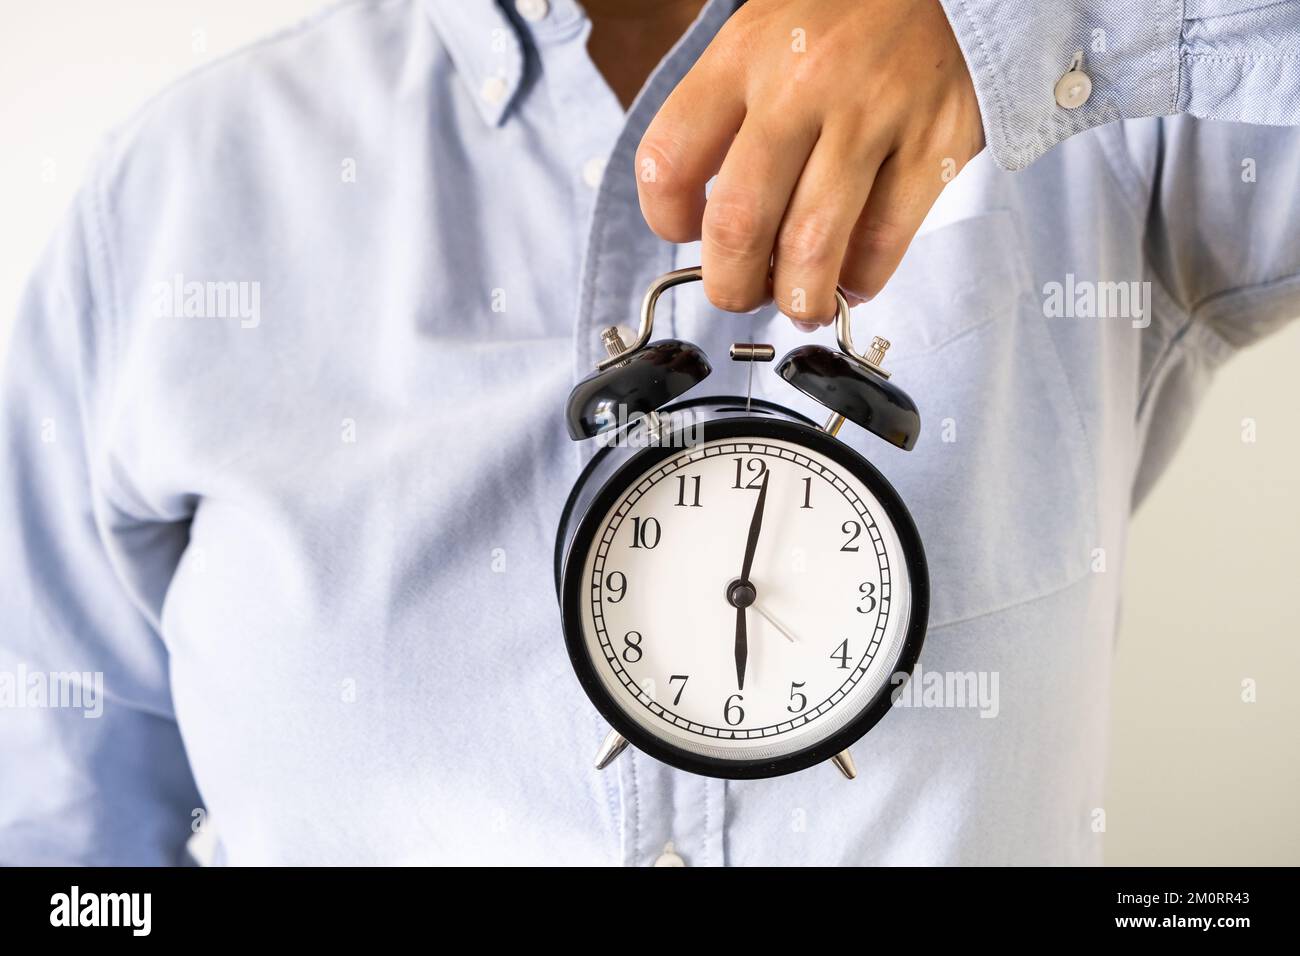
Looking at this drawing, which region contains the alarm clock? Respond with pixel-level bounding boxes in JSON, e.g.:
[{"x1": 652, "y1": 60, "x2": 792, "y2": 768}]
[{"x1": 555, "y1": 267, "x2": 928, "y2": 780}]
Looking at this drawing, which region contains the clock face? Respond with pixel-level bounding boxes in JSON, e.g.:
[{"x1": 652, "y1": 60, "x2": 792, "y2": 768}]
[{"x1": 573, "y1": 430, "x2": 919, "y2": 771}]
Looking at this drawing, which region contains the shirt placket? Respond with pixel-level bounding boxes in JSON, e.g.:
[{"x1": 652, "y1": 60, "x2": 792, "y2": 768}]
[{"x1": 528, "y1": 0, "x2": 737, "y2": 866}]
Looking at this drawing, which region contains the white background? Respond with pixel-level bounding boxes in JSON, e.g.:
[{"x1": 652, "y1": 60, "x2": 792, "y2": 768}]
[{"x1": 3, "y1": 0, "x2": 1297, "y2": 864}]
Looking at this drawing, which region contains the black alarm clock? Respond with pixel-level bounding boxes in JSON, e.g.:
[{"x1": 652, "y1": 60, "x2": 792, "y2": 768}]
[{"x1": 555, "y1": 267, "x2": 928, "y2": 780}]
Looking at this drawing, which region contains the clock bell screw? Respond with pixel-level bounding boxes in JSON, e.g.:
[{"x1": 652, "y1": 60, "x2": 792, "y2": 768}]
[
  {"x1": 600, "y1": 326, "x2": 628, "y2": 358},
  {"x1": 831, "y1": 749, "x2": 858, "y2": 780},
  {"x1": 865, "y1": 336, "x2": 890, "y2": 369},
  {"x1": 823, "y1": 336, "x2": 892, "y2": 437},
  {"x1": 593, "y1": 728, "x2": 630, "y2": 770},
  {"x1": 600, "y1": 326, "x2": 665, "y2": 441}
]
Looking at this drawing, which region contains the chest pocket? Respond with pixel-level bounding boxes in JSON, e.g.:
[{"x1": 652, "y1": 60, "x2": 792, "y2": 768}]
[{"x1": 755, "y1": 210, "x2": 1099, "y2": 629}]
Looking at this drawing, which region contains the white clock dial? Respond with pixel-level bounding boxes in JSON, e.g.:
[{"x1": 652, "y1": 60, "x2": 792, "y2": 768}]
[{"x1": 578, "y1": 436, "x2": 913, "y2": 763}]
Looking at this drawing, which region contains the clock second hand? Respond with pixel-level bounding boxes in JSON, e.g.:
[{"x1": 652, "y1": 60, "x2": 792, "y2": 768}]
[{"x1": 751, "y1": 601, "x2": 799, "y2": 644}]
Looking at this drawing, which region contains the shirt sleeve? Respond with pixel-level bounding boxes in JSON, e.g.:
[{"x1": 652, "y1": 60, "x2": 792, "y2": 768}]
[
  {"x1": 939, "y1": 0, "x2": 1300, "y2": 170},
  {"x1": 0, "y1": 168, "x2": 202, "y2": 865}
]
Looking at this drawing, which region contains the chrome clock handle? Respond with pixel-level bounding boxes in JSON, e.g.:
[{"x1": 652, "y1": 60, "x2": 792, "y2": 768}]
[{"x1": 595, "y1": 265, "x2": 890, "y2": 379}]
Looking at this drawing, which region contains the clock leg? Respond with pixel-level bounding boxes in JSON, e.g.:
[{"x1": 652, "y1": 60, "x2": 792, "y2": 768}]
[
  {"x1": 830, "y1": 749, "x2": 858, "y2": 780},
  {"x1": 594, "y1": 729, "x2": 630, "y2": 770}
]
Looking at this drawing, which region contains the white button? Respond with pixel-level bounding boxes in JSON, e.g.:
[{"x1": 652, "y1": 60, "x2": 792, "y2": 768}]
[
  {"x1": 653, "y1": 842, "x2": 686, "y2": 867},
  {"x1": 1054, "y1": 69, "x2": 1092, "y2": 109},
  {"x1": 515, "y1": 0, "x2": 549, "y2": 22},
  {"x1": 582, "y1": 156, "x2": 607, "y2": 189},
  {"x1": 480, "y1": 75, "x2": 509, "y2": 106}
]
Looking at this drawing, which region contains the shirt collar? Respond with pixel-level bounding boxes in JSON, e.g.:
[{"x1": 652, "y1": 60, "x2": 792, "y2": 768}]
[
  {"x1": 423, "y1": 0, "x2": 587, "y2": 127},
  {"x1": 422, "y1": 0, "x2": 528, "y2": 127},
  {"x1": 424, "y1": 0, "x2": 737, "y2": 128}
]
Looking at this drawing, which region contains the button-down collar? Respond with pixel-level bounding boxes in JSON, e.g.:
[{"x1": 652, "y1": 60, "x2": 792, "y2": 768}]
[
  {"x1": 422, "y1": 0, "x2": 592, "y2": 127},
  {"x1": 421, "y1": 0, "x2": 524, "y2": 126}
]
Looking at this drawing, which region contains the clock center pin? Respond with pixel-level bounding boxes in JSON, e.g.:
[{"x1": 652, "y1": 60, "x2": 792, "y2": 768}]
[{"x1": 726, "y1": 578, "x2": 757, "y2": 609}]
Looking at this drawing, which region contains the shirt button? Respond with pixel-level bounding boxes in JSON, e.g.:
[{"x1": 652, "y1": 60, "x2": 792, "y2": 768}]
[
  {"x1": 653, "y1": 842, "x2": 686, "y2": 867},
  {"x1": 582, "y1": 156, "x2": 607, "y2": 189},
  {"x1": 1054, "y1": 54, "x2": 1092, "y2": 110},
  {"x1": 515, "y1": 0, "x2": 549, "y2": 22},
  {"x1": 480, "y1": 75, "x2": 509, "y2": 106}
]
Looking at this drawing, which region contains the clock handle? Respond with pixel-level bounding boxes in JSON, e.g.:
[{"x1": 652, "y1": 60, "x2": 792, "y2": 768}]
[
  {"x1": 565, "y1": 265, "x2": 922, "y2": 448},
  {"x1": 595, "y1": 265, "x2": 889, "y2": 375},
  {"x1": 593, "y1": 266, "x2": 704, "y2": 370}
]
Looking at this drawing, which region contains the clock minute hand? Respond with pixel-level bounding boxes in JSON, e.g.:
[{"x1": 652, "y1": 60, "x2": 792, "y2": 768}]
[{"x1": 739, "y1": 470, "x2": 770, "y2": 584}]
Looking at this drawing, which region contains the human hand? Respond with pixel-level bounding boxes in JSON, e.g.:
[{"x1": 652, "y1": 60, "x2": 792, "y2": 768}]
[{"x1": 636, "y1": 0, "x2": 985, "y2": 330}]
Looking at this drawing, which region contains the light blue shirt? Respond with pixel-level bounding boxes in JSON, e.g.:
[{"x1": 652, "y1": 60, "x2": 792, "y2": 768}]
[{"x1": 2, "y1": 0, "x2": 1299, "y2": 865}]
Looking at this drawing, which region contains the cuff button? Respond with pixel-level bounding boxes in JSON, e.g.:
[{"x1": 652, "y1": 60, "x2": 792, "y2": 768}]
[{"x1": 1054, "y1": 52, "x2": 1093, "y2": 109}]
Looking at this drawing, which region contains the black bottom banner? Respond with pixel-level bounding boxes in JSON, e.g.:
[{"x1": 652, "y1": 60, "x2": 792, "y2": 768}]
[{"x1": 0, "y1": 865, "x2": 1281, "y2": 941}]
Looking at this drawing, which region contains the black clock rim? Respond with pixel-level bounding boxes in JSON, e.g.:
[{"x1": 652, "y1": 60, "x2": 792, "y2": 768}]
[{"x1": 559, "y1": 404, "x2": 930, "y2": 780}]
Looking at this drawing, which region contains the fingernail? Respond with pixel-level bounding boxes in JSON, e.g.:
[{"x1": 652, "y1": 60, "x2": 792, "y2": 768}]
[{"x1": 793, "y1": 320, "x2": 820, "y2": 333}]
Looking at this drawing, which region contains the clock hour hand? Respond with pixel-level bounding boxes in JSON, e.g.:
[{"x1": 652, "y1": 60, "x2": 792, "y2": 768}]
[
  {"x1": 727, "y1": 581, "x2": 757, "y2": 690},
  {"x1": 734, "y1": 605, "x2": 747, "y2": 692}
]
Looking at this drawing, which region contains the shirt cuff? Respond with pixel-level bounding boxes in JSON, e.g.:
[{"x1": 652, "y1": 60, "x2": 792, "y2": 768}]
[{"x1": 938, "y1": 0, "x2": 1182, "y2": 170}]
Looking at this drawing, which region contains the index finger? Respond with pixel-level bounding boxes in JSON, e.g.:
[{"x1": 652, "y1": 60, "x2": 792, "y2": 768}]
[{"x1": 636, "y1": 55, "x2": 746, "y2": 244}]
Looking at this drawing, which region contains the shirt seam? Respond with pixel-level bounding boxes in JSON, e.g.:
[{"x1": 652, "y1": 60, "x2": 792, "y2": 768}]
[
  {"x1": 629, "y1": 752, "x2": 642, "y2": 867},
  {"x1": 1188, "y1": 270, "x2": 1300, "y2": 355},
  {"x1": 82, "y1": 151, "x2": 122, "y2": 484},
  {"x1": 82, "y1": 149, "x2": 166, "y2": 526},
  {"x1": 1136, "y1": 315, "x2": 1192, "y2": 421},
  {"x1": 1138, "y1": 262, "x2": 1300, "y2": 422},
  {"x1": 596, "y1": 711, "x2": 622, "y2": 862},
  {"x1": 1183, "y1": 52, "x2": 1300, "y2": 62},
  {"x1": 1089, "y1": 123, "x2": 1210, "y2": 414},
  {"x1": 702, "y1": 781, "x2": 711, "y2": 867},
  {"x1": 927, "y1": 567, "x2": 1092, "y2": 633},
  {"x1": 107, "y1": 0, "x2": 391, "y2": 141},
  {"x1": 1175, "y1": 0, "x2": 1188, "y2": 103}
]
